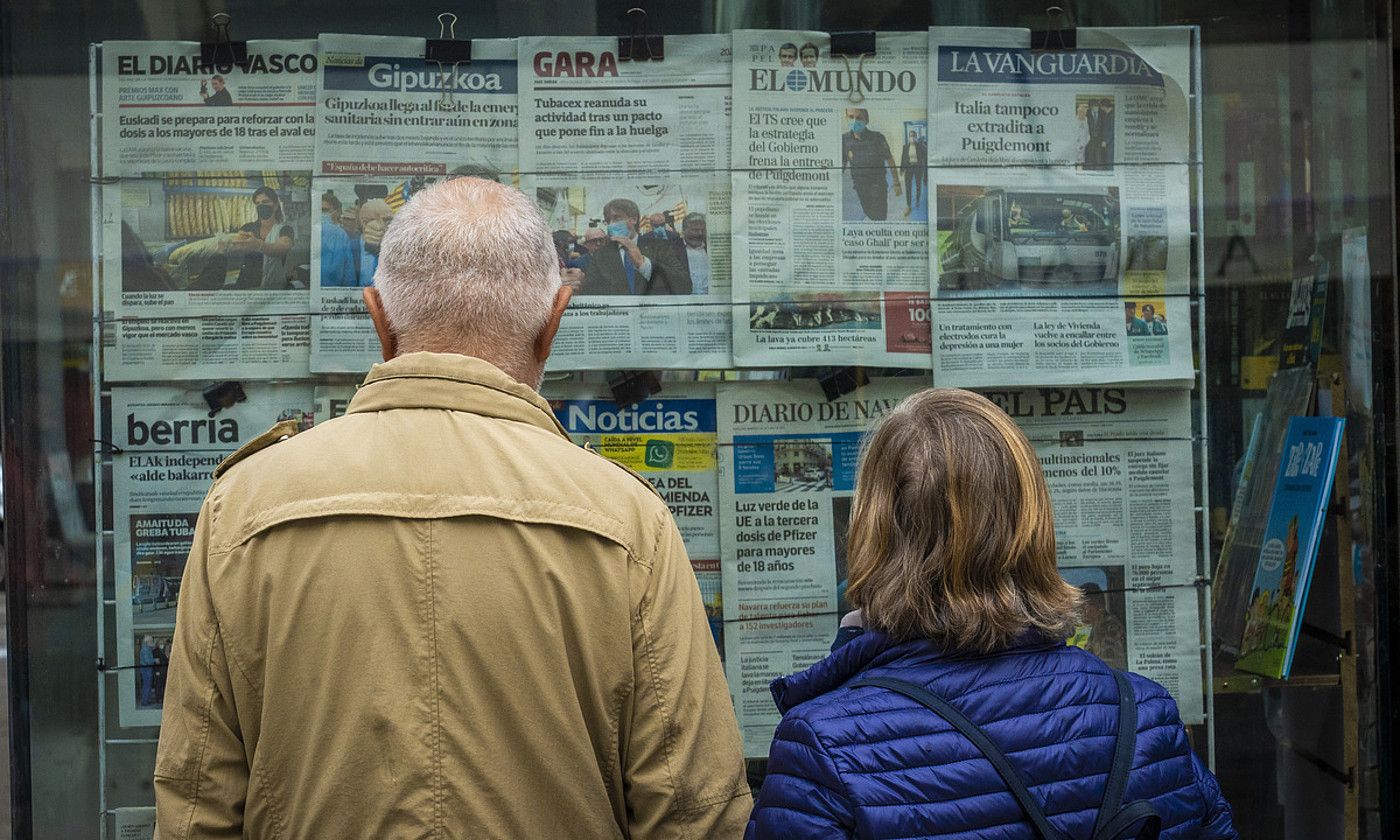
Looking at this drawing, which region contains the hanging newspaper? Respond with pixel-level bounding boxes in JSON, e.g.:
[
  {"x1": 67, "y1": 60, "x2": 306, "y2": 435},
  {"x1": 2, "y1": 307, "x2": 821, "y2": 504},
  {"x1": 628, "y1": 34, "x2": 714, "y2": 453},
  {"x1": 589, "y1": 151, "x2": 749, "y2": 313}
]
[
  {"x1": 717, "y1": 378, "x2": 920, "y2": 622},
  {"x1": 100, "y1": 40, "x2": 318, "y2": 380},
  {"x1": 927, "y1": 27, "x2": 1195, "y2": 387},
  {"x1": 518, "y1": 35, "x2": 732, "y2": 369},
  {"x1": 717, "y1": 379, "x2": 1203, "y2": 752},
  {"x1": 717, "y1": 377, "x2": 918, "y2": 755},
  {"x1": 111, "y1": 383, "x2": 315, "y2": 727},
  {"x1": 545, "y1": 384, "x2": 723, "y2": 650},
  {"x1": 730, "y1": 31, "x2": 932, "y2": 367},
  {"x1": 981, "y1": 386, "x2": 1204, "y2": 722},
  {"x1": 310, "y1": 36, "x2": 519, "y2": 373},
  {"x1": 927, "y1": 27, "x2": 1191, "y2": 168}
]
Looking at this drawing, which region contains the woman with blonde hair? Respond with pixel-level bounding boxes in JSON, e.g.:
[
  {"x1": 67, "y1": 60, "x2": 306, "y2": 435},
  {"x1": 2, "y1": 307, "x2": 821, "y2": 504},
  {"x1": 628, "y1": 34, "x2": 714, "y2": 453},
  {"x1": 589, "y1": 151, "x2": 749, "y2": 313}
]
[{"x1": 746, "y1": 388, "x2": 1235, "y2": 839}]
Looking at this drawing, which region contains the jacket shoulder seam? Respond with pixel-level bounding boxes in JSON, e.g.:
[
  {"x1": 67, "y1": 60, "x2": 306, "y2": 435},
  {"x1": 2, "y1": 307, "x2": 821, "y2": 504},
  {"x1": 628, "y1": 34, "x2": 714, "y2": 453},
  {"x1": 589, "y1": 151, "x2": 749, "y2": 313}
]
[{"x1": 210, "y1": 493, "x2": 639, "y2": 555}]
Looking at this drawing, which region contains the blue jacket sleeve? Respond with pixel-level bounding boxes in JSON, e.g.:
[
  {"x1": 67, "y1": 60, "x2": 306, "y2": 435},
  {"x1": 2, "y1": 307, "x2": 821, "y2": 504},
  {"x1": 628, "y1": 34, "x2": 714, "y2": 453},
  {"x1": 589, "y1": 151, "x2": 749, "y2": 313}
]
[
  {"x1": 746, "y1": 715, "x2": 854, "y2": 840},
  {"x1": 1190, "y1": 751, "x2": 1239, "y2": 839}
]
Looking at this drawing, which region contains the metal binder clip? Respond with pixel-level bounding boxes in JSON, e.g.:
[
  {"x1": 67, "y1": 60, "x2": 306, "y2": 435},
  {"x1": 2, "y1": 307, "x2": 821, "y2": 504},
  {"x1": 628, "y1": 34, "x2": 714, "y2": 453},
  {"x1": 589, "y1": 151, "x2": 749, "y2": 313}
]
[
  {"x1": 1031, "y1": 6, "x2": 1077, "y2": 51},
  {"x1": 618, "y1": 8, "x2": 664, "y2": 62},
  {"x1": 426, "y1": 13, "x2": 473, "y2": 105},
  {"x1": 200, "y1": 13, "x2": 249, "y2": 71},
  {"x1": 830, "y1": 32, "x2": 875, "y2": 105},
  {"x1": 606, "y1": 370, "x2": 662, "y2": 408},
  {"x1": 817, "y1": 367, "x2": 868, "y2": 402},
  {"x1": 202, "y1": 381, "x2": 247, "y2": 418}
]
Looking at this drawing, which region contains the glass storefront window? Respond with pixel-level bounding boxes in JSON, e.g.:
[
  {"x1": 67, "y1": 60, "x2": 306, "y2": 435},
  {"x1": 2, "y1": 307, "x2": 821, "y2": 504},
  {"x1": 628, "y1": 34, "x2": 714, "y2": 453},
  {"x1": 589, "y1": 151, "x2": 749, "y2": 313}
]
[{"x1": 0, "y1": 2, "x2": 1394, "y2": 837}]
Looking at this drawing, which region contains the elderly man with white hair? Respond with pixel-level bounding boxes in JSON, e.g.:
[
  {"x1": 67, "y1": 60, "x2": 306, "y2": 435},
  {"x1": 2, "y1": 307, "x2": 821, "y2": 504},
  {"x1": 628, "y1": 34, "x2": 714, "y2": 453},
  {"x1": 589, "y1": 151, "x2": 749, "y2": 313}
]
[{"x1": 153, "y1": 177, "x2": 751, "y2": 840}]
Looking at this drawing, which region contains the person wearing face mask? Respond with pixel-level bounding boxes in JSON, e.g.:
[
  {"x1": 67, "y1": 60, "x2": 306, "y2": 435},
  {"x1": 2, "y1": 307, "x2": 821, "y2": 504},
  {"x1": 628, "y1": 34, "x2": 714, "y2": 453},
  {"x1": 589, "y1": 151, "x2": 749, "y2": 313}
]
[
  {"x1": 232, "y1": 186, "x2": 296, "y2": 289},
  {"x1": 577, "y1": 198, "x2": 691, "y2": 296},
  {"x1": 842, "y1": 108, "x2": 900, "y2": 222},
  {"x1": 640, "y1": 211, "x2": 689, "y2": 269},
  {"x1": 353, "y1": 198, "x2": 396, "y2": 287},
  {"x1": 680, "y1": 212, "x2": 711, "y2": 296},
  {"x1": 319, "y1": 191, "x2": 357, "y2": 287}
]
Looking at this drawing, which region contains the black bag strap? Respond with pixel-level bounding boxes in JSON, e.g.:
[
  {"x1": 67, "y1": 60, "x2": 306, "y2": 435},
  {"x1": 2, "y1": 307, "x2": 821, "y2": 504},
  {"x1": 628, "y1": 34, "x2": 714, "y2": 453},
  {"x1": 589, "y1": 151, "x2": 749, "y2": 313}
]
[
  {"x1": 850, "y1": 676, "x2": 1070, "y2": 840},
  {"x1": 1094, "y1": 671, "x2": 1139, "y2": 835},
  {"x1": 1096, "y1": 801, "x2": 1162, "y2": 840}
]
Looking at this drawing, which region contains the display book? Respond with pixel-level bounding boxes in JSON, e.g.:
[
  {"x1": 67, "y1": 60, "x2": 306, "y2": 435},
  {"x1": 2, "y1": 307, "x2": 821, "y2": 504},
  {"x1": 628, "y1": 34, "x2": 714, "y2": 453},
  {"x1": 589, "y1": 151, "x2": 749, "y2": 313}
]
[{"x1": 1232, "y1": 415, "x2": 1345, "y2": 679}]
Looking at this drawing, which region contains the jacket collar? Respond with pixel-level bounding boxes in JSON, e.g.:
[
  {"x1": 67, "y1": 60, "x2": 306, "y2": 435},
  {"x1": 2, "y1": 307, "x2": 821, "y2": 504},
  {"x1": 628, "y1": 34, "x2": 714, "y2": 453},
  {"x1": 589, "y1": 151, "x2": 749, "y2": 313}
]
[
  {"x1": 771, "y1": 630, "x2": 902, "y2": 714},
  {"x1": 347, "y1": 352, "x2": 568, "y2": 439},
  {"x1": 770, "y1": 628, "x2": 1064, "y2": 714}
]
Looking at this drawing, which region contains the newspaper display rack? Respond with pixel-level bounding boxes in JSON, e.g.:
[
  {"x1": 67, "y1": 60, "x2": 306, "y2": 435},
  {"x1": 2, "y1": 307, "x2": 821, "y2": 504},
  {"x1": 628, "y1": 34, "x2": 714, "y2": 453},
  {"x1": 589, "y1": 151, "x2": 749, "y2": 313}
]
[{"x1": 87, "y1": 25, "x2": 1212, "y2": 838}]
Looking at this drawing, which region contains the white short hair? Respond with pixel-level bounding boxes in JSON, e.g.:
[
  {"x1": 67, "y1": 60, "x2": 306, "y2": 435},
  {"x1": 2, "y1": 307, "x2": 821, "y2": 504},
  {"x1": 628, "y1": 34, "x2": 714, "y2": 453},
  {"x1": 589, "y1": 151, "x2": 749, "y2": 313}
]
[{"x1": 373, "y1": 178, "x2": 561, "y2": 365}]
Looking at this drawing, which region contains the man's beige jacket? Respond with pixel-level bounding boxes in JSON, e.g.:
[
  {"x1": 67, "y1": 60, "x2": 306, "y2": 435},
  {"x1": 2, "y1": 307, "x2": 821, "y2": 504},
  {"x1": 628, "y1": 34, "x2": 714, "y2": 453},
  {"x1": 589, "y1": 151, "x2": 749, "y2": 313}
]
[{"x1": 154, "y1": 353, "x2": 751, "y2": 839}]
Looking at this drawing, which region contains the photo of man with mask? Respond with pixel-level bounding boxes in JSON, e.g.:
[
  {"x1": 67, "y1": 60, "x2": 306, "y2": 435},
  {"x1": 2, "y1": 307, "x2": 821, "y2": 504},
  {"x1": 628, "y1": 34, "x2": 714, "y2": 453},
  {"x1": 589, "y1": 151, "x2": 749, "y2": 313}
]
[
  {"x1": 577, "y1": 197, "x2": 691, "y2": 296},
  {"x1": 841, "y1": 108, "x2": 901, "y2": 222},
  {"x1": 681, "y1": 212, "x2": 711, "y2": 295}
]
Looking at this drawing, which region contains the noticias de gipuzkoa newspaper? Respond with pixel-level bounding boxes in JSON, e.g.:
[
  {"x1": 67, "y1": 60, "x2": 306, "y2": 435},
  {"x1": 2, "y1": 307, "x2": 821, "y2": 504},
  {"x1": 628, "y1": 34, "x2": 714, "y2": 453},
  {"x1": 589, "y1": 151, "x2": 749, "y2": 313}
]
[
  {"x1": 111, "y1": 384, "x2": 316, "y2": 726},
  {"x1": 101, "y1": 40, "x2": 317, "y2": 380},
  {"x1": 928, "y1": 27, "x2": 1195, "y2": 387},
  {"x1": 310, "y1": 34, "x2": 519, "y2": 373},
  {"x1": 519, "y1": 35, "x2": 734, "y2": 370},
  {"x1": 730, "y1": 31, "x2": 933, "y2": 368},
  {"x1": 718, "y1": 380, "x2": 1202, "y2": 755}
]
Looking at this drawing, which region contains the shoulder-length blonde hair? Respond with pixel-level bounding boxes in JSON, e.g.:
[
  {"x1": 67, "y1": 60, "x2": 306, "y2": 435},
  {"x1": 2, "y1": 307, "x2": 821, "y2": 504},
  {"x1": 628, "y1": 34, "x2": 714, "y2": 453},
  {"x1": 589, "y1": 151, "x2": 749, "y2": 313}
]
[{"x1": 844, "y1": 388, "x2": 1082, "y2": 654}]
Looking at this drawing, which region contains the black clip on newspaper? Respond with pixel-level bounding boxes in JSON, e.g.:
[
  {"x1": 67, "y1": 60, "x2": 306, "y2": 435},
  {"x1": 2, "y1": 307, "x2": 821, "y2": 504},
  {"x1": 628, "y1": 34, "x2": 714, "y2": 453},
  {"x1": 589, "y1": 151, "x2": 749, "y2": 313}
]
[
  {"x1": 607, "y1": 371, "x2": 662, "y2": 409},
  {"x1": 618, "y1": 8, "x2": 664, "y2": 62},
  {"x1": 426, "y1": 12, "x2": 473, "y2": 65},
  {"x1": 200, "y1": 13, "x2": 249, "y2": 71},
  {"x1": 818, "y1": 367, "x2": 869, "y2": 402},
  {"x1": 1030, "y1": 6, "x2": 1077, "y2": 51},
  {"x1": 829, "y1": 31, "x2": 878, "y2": 58},
  {"x1": 202, "y1": 381, "x2": 248, "y2": 418}
]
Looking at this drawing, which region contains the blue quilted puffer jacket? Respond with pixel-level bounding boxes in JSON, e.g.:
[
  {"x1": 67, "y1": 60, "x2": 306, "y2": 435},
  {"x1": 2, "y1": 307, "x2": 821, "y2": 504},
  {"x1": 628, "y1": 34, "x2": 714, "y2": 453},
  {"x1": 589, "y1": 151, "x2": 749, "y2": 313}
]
[{"x1": 746, "y1": 630, "x2": 1237, "y2": 839}]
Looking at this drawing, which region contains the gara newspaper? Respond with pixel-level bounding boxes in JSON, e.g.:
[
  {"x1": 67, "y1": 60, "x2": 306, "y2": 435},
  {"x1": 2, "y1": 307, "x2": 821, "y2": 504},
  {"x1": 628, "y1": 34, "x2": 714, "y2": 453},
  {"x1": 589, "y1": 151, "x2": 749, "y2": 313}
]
[{"x1": 520, "y1": 35, "x2": 733, "y2": 369}]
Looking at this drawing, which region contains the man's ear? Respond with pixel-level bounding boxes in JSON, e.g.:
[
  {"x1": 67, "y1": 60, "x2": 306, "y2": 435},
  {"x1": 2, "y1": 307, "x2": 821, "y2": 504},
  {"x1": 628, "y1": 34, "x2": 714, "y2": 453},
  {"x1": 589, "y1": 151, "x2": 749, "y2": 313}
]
[
  {"x1": 363, "y1": 286, "x2": 398, "y2": 361},
  {"x1": 534, "y1": 285, "x2": 574, "y2": 366}
]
